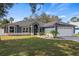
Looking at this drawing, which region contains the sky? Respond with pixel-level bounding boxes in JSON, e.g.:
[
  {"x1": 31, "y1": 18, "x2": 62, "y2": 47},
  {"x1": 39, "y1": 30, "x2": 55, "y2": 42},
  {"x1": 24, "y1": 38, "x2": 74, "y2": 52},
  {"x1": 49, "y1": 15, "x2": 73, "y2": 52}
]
[{"x1": 7, "y1": 3, "x2": 79, "y2": 22}]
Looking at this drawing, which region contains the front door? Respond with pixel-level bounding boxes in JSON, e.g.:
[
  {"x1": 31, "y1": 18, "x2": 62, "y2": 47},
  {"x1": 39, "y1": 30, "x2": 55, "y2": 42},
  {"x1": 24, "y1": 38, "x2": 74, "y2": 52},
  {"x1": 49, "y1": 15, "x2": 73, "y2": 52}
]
[{"x1": 34, "y1": 24, "x2": 38, "y2": 35}]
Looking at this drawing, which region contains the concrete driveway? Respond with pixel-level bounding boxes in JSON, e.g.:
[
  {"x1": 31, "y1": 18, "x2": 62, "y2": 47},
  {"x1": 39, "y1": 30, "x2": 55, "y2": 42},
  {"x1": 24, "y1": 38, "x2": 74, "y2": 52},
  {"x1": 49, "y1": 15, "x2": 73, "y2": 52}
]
[{"x1": 60, "y1": 36, "x2": 79, "y2": 42}]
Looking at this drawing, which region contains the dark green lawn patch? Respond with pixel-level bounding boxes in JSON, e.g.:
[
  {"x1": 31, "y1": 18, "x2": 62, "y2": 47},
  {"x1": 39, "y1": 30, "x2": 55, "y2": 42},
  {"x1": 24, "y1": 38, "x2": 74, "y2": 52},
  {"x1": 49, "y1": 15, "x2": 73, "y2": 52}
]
[{"x1": 0, "y1": 37, "x2": 79, "y2": 56}]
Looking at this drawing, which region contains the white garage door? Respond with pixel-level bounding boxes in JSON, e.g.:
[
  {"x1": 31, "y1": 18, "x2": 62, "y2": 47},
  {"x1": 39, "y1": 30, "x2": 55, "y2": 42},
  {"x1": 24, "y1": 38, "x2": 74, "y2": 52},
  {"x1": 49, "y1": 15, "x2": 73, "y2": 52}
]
[{"x1": 57, "y1": 27, "x2": 74, "y2": 36}]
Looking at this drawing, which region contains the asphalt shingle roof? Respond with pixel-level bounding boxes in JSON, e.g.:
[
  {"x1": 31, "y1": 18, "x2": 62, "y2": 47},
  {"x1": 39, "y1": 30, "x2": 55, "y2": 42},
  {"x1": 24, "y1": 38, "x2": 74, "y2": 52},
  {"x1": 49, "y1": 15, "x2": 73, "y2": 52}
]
[
  {"x1": 5, "y1": 19, "x2": 45, "y2": 27},
  {"x1": 41, "y1": 21, "x2": 75, "y2": 28},
  {"x1": 4, "y1": 19, "x2": 75, "y2": 28}
]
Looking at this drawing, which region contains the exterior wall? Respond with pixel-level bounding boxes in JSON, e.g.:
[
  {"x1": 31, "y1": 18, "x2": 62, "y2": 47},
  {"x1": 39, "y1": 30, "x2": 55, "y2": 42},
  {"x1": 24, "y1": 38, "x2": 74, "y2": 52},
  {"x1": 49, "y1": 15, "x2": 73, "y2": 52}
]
[
  {"x1": 44, "y1": 26, "x2": 74, "y2": 37},
  {"x1": 4, "y1": 26, "x2": 8, "y2": 33},
  {"x1": 57, "y1": 26, "x2": 74, "y2": 36},
  {"x1": 4, "y1": 24, "x2": 40, "y2": 35},
  {"x1": 3, "y1": 22, "x2": 42, "y2": 35},
  {"x1": 6, "y1": 24, "x2": 16, "y2": 33},
  {"x1": 70, "y1": 22, "x2": 79, "y2": 27},
  {"x1": 69, "y1": 22, "x2": 79, "y2": 34},
  {"x1": 0, "y1": 28, "x2": 5, "y2": 35},
  {"x1": 45, "y1": 27, "x2": 55, "y2": 37},
  {"x1": 16, "y1": 26, "x2": 22, "y2": 33}
]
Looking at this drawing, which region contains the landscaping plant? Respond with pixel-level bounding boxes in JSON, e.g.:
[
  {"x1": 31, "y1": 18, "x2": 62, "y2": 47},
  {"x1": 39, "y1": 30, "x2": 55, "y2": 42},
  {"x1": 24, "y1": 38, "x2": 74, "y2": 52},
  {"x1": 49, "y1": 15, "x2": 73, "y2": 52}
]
[{"x1": 50, "y1": 30, "x2": 59, "y2": 38}]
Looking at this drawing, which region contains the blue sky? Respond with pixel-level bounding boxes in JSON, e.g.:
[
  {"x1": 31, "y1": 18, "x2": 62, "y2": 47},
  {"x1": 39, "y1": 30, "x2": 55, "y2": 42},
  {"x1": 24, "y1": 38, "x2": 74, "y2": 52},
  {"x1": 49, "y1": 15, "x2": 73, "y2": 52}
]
[{"x1": 7, "y1": 3, "x2": 79, "y2": 22}]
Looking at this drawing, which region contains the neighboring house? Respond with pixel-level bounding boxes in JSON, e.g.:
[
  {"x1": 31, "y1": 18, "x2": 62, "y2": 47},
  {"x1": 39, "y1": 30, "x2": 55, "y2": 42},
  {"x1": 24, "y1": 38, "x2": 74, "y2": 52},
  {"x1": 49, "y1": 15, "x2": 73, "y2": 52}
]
[
  {"x1": 69, "y1": 22, "x2": 79, "y2": 34},
  {"x1": 1, "y1": 20, "x2": 75, "y2": 36}
]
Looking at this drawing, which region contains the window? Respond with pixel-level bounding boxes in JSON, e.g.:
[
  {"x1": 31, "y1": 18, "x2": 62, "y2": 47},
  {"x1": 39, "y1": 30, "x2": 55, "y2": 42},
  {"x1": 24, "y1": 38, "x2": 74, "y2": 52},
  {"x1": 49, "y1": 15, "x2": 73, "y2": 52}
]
[
  {"x1": 23, "y1": 27, "x2": 28, "y2": 32},
  {"x1": 29, "y1": 27, "x2": 31, "y2": 33},
  {"x1": 23, "y1": 28, "x2": 25, "y2": 32},
  {"x1": 10, "y1": 26, "x2": 14, "y2": 33},
  {"x1": 40, "y1": 28, "x2": 45, "y2": 32},
  {"x1": 26, "y1": 28, "x2": 28, "y2": 32}
]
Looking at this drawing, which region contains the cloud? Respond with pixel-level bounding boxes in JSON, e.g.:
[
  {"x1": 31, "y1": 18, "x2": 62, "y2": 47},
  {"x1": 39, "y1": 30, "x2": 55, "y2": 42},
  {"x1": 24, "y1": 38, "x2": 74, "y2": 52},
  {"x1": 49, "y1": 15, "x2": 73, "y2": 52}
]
[
  {"x1": 46, "y1": 11, "x2": 51, "y2": 15},
  {"x1": 59, "y1": 15, "x2": 66, "y2": 18}
]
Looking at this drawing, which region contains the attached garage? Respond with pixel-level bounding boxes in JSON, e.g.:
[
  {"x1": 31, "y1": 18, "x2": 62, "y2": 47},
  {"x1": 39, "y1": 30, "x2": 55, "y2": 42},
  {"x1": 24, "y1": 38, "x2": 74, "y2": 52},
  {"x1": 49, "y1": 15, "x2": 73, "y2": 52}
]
[
  {"x1": 43, "y1": 22, "x2": 75, "y2": 37},
  {"x1": 45, "y1": 27, "x2": 55, "y2": 37},
  {"x1": 57, "y1": 26, "x2": 74, "y2": 36}
]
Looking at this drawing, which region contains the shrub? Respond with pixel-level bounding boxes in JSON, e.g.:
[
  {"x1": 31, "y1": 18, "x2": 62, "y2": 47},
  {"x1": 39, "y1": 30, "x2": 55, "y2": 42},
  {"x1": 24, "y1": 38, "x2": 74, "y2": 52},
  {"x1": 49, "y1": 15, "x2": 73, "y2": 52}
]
[
  {"x1": 39, "y1": 32, "x2": 44, "y2": 35},
  {"x1": 50, "y1": 30, "x2": 58, "y2": 38}
]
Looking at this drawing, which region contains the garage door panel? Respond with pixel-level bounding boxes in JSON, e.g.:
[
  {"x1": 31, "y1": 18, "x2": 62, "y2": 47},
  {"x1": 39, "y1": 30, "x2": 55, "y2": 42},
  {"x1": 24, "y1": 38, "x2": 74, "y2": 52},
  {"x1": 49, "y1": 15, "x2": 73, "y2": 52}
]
[{"x1": 57, "y1": 27, "x2": 74, "y2": 36}]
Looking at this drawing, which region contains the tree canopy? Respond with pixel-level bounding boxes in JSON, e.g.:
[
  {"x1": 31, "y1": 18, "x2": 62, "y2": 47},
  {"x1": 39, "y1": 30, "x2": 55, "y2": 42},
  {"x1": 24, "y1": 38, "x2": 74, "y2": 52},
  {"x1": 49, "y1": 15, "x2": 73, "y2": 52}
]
[
  {"x1": 70, "y1": 17, "x2": 79, "y2": 22},
  {"x1": 0, "y1": 3, "x2": 13, "y2": 18},
  {"x1": 9, "y1": 17, "x2": 14, "y2": 23},
  {"x1": 0, "y1": 18, "x2": 10, "y2": 26},
  {"x1": 0, "y1": 17, "x2": 14, "y2": 26},
  {"x1": 23, "y1": 12, "x2": 60, "y2": 23},
  {"x1": 29, "y1": 3, "x2": 44, "y2": 15},
  {"x1": 37, "y1": 12, "x2": 60, "y2": 23}
]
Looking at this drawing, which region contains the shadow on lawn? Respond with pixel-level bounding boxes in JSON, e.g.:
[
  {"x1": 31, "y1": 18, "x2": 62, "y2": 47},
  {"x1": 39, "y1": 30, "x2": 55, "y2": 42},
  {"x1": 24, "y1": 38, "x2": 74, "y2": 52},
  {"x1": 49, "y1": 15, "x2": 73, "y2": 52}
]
[{"x1": 0, "y1": 37, "x2": 79, "y2": 56}]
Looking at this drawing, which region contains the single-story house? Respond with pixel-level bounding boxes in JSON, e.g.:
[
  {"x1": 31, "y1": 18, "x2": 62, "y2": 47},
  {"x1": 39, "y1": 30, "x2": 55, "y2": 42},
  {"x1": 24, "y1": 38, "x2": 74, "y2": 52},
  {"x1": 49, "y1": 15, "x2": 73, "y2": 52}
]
[{"x1": 0, "y1": 20, "x2": 75, "y2": 36}]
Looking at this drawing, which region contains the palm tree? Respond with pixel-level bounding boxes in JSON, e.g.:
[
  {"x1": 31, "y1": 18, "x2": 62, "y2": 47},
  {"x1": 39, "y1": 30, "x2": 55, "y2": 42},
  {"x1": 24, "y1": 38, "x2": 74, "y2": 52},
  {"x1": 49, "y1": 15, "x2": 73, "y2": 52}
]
[
  {"x1": 29, "y1": 3, "x2": 44, "y2": 15},
  {"x1": 9, "y1": 17, "x2": 14, "y2": 23}
]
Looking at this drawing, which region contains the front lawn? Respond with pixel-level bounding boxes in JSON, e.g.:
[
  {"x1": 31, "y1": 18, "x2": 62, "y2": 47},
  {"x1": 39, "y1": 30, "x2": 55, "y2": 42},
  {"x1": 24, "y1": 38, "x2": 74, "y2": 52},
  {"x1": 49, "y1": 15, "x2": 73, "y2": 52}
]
[
  {"x1": 0, "y1": 37, "x2": 79, "y2": 56},
  {"x1": 74, "y1": 34, "x2": 79, "y2": 37},
  {"x1": 0, "y1": 36, "x2": 34, "y2": 40}
]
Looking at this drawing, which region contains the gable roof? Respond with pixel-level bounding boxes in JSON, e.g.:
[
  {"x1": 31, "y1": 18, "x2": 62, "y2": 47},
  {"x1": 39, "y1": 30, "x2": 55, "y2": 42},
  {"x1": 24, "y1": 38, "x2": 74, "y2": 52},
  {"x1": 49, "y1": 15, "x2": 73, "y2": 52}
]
[
  {"x1": 5, "y1": 19, "x2": 45, "y2": 27},
  {"x1": 3, "y1": 19, "x2": 75, "y2": 28},
  {"x1": 41, "y1": 21, "x2": 75, "y2": 28}
]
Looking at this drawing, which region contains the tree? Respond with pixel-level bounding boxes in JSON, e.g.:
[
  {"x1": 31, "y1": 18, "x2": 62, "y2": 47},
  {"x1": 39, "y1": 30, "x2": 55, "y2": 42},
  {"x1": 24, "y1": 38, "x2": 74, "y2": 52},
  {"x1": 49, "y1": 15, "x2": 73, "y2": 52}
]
[
  {"x1": 29, "y1": 3, "x2": 44, "y2": 15},
  {"x1": 0, "y1": 3, "x2": 13, "y2": 18},
  {"x1": 9, "y1": 17, "x2": 14, "y2": 23},
  {"x1": 36, "y1": 12, "x2": 60, "y2": 23},
  {"x1": 70, "y1": 17, "x2": 79, "y2": 22},
  {"x1": 25, "y1": 12, "x2": 60, "y2": 23},
  {"x1": 2, "y1": 18, "x2": 10, "y2": 24},
  {"x1": 51, "y1": 16, "x2": 60, "y2": 22},
  {"x1": 50, "y1": 30, "x2": 58, "y2": 38},
  {"x1": 23, "y1": 17, "x2": 28, "y2": 21},
  {"x1": 0, "y1": 18, "x2": 10, "y2": 26},
  {"x1": 38, "y1": 12, "x2": 50, "y2": 23}
]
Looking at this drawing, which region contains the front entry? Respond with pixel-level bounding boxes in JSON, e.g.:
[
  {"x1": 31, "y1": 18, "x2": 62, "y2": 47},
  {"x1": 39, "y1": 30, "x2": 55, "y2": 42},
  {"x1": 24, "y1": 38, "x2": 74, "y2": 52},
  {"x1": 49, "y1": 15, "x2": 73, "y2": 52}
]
[{"x1": 33, "y1": 24, "x2": 38, "y2": 35}]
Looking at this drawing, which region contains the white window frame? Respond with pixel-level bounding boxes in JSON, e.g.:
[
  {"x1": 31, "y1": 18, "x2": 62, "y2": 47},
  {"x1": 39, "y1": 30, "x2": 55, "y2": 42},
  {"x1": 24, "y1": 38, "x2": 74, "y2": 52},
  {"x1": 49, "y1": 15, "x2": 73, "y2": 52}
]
[
  {"x1": 22, "y1": 27, "x2": 28, "y2": 32},
  {"x1": 9, "y1": 26, "x2": 15, "y2": 33}
]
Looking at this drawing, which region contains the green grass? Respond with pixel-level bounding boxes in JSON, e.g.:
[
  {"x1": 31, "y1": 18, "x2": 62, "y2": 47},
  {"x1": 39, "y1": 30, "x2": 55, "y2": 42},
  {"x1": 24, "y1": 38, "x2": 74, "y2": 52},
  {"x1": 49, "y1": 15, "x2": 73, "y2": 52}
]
[
  {"x1": 0, "y1": 37, "x2": 79, "y2": 56},
  {"x1": 0, "y1": 36, "x2": 35, "y2": 40},
  {"x1": 73, "y1": 34, "x2": 79, "y2": 37}
]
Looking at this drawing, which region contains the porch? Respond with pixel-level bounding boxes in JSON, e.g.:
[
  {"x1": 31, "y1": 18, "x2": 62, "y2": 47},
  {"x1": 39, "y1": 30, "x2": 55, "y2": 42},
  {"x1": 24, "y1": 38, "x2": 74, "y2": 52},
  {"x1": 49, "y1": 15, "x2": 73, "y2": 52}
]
[{"x1": 4, "y1": 24, "x2": 45, "y2": 36}]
